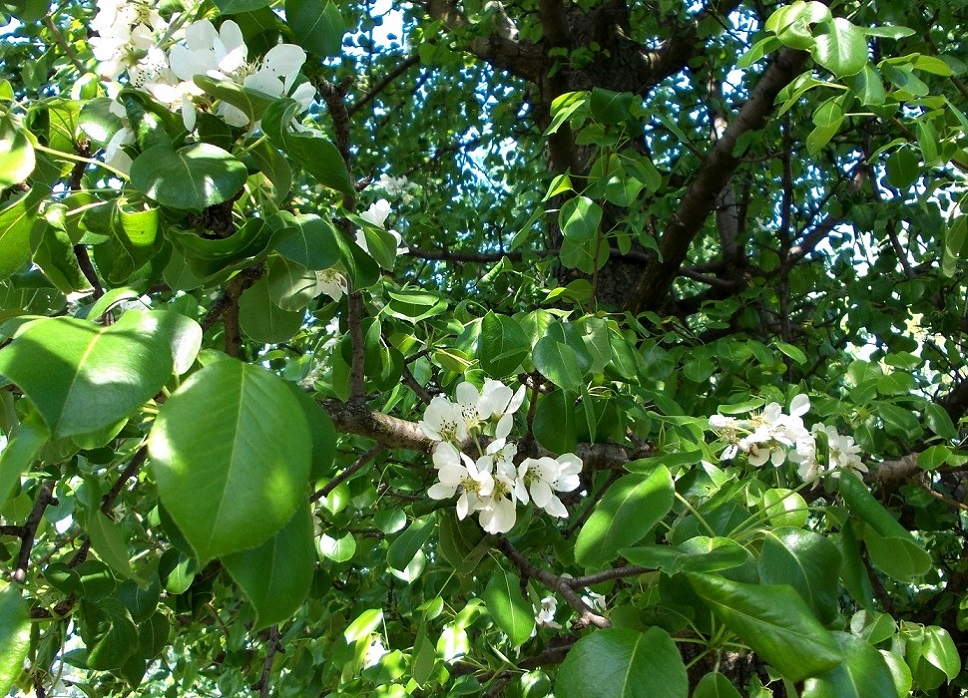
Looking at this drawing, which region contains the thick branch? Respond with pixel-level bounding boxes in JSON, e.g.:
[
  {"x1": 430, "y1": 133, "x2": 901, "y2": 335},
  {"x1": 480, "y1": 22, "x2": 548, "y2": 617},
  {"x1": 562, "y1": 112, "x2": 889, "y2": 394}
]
[{"x1": 627, "y1": 47, "x2": 809, "y2": 313}]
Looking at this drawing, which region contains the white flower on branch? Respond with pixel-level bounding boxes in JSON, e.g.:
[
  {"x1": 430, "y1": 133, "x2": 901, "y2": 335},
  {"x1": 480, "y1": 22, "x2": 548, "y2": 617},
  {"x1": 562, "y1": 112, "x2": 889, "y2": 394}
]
[
  {"x1": 515, "y1": 454, "x2": 582, "y2": 518},
  {"x1": 428, "y1": 443, "x2": 493, "y2": 519},
  {"x1": 420, "y1": 396, "x2": 468, "y2": 445},
  {"x1": 536, "y1": 596, "x2": 561, "y2": 629},
  {"x1": 314, "y1": 268, "x2": 347, "y2": 302}
]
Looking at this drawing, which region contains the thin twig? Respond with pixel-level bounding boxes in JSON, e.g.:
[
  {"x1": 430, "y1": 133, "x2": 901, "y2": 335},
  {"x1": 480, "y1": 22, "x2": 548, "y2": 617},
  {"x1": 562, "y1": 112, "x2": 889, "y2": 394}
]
[
  {"x1": 101, "y1": 448, "x2": 147, "y2": 515},
  {"x1": 565, "y1": 566, "x2": 649, "y2": 588},
  {"x1": 310, "y1": 445, "x2": 384, "y2": 502},
  {"x1": 348, "y1": 54, "x2": 420, "y2": 116},
  {"x1": 73, "y1": 245, "x2": 105, "y2": 300},
  {"x1": 254, "y1": 625, "x2": 281, "y2": 698},
  {"x1": 43, "y1": 15, "x2": 87, "y2": 76},
  {"x1": 402, "y1": 363, "x2": 433, "y2": 405},
  {"x1": 918, "y1": 483, "x2": 968, "y2": 513},
  {"x1": 13, "y1": 480, "x2": 56, "y2": 584},
  {"x1": 497, "y1": 539, "x2": 609, "y2": 628}
]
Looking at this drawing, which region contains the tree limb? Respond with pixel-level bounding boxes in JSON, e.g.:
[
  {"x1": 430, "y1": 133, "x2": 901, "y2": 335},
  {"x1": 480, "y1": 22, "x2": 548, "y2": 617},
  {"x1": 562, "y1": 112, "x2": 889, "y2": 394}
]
[{"x1": 627, "y1": 47, "x2": 809, "y2": 313}]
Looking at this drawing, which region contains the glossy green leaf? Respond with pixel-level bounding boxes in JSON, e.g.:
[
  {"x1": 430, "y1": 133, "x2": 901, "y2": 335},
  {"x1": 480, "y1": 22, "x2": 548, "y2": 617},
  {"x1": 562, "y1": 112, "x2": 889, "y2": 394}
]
[
  {"x1": 478, "y1": 312, "x2": 529, "y2": 378},
  {"x1": 0, "y1": 115, "x2": 35, "y2": 187},
  {"x1": 86, "y1": 510, "x2": 141, "y2": 583},
  {"x1": 557, "y1": 627, "x2": 686, "y2": 698},
  {"x1": 239, "y1": 277, "x2": 304, "y2": 343},
  {"x1": 575, "y1": 467, "x2": 674, "y2": 568},
  {"x1": 533, "y1": 337, "x2": 587, "y2": 390},
  {"x1": 0, "y1": 583, "x2": 30, "y2": 695},
  {"x1": 130, "y1": 143, "x2": 248, "y2": 211},
  {"x1": 0, "y1": 310, "x2": 200, "y2": 436},
  {"x1": 215, "y1": 0, "x2": 269, "y2": 12},
  {"x1": 837, "y1": 471, "x2": 914, "y2": 541},
  {"x1": 802, "y1": 632, "x2": 896, "y2": 697},
  {"x1": 286, "y1": 382, "x2": 337, "y2": 481},
  {"x1": 0, "y1": 408, "x2": 48, "y2": 503},
  {"x1": 484, "y1": 569, "x2": 534, "y2": 646},
  {"x1": 758, "y1": 528, "x2": 841, "y2": 625},
  {"x1": 844, "y1": 63, "x2": 887, "y2": 106},
  {"x1": 262, "y1": 99, "x2": 353, "y2": 196},
  {"x1": 266, "y1": 255, "x2": 319, "y2": 311},
  {"x1": 148, "y1": 360, "x2": 312, "y2": 563},
  {"x1": 286, "y1": 0, "x2": 344, "y2": 56},
  {"x1": 223, "y1": 500, "x2": 315, "y2": 630},
  {"x1": 811, "y1": 18, "x2": 868, "y2": 77},
  {"x1": 621, "y1": 537, "x2": 750, "y2": 575},
  {"x1": 0, "y1": 191, "x2": 43, "y2": 281},
  {"x1": 276, "y1": 214, "x2": 340, "y2": 270},
  {"x1": 387, "y1": 514, "x2": 436, "y2": 571},
  {"x1": 921, "y1": 626, "x2": 960, "y2": 680},
  {"x1": 559, "y1": 196, "x2": 602, "y2": 242},
  {"x1": 194, "y1": 75, "x2": 276, "y2": 123},
  {"x1": 688, "y1": 574, "x2": 842, "y2": 682},
  {"x1": 693, "y1": 672, "x2": 742, "y2": 698},
  {"x1": 79, "y1": 598, "x2": 138, "y2": 670}
]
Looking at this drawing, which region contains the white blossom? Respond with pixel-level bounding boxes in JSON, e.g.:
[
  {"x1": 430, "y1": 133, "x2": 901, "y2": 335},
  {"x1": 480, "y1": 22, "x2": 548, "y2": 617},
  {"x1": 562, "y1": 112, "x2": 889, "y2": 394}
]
[
  {"x1": 581, "y1": 590, "x2": 607, "y2": 613},
  {"x1": 515, "y1": 454, "x2": 582, "y2": 518},
  {"x1": 477, "y1": 458, "x2": 517, "y2": 533},
  {"x1": 427, "y1": 444, "x2": 493, "y2": 520},
  {"x1": 356, "y1": 199, "x2": 409, "y2": 255},
  {"x1": 536, "y1": 596, "x2": 561, "y2": 628},
  {"x1": 420, "y1": 396, "x2": 468, "y2": 445},
  {"x1": 315, "y1": 268, "x2": 347, "y2": 302}
]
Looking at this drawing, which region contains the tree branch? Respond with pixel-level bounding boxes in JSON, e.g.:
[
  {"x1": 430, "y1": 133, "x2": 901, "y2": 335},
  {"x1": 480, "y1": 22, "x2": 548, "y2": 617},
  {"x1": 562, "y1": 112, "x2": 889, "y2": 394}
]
[
  {"x1": 13, "y1": 480, "x2": 55, "y2": 584},
  {"x1": 310, "y1": 445, "x2": 384, "y2": 502},
  {"x1": 349, "y1": 55, "x2": 421, "y2": 116},
  {"x1": 627, "y1": 47, "x2": 809, "y2": 313},
  {"x1": 498, "y1": 539, "x2": 610, "y2": 628}
]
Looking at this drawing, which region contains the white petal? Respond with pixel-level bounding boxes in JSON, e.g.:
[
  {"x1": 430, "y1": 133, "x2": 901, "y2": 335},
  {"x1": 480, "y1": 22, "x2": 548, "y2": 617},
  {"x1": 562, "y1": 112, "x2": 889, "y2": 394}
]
[
  {"x1": 428, "y1": 482, "x2": 457, "y2": 500},
  {"x1": 789, "y1": 393, "x2": 810, "y2": 417},
  {"x1": 543, "y1": 495, "x2": 568, "y2": 518},
  {"x1": 530, "y1": 479, "x2": 552, "y2": 508}
]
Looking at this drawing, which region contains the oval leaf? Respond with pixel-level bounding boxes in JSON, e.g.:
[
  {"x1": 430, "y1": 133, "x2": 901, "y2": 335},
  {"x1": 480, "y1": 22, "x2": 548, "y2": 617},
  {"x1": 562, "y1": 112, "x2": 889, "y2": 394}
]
[
  {"x1": 803, "y1": 632, "x2": 896, "y2": 697},
  {"x1": 0, "y1": 310, "x2": 198, "y2": 437},
  {"x1": 130, "y1": 143, "x2": 248, "y2": 211},
  {"x1": 758, "y1": 528, "x2": 842, "y2": 625},
  {"x1": 148, "y1": 360, "x2": 312, "y2": 563},
  {"x1": 222, "y1": 500, "x2": 315, "y2": 630},
  {"x1": 575, "y1": 467, "x2": 674, "y2": 569},
  {"x1": 557, "y1": 627, "x2": 687, "y2": 698},
  {"x1": 0, "y1": 583, "x2": 30, "y2": 695},
  {"x1": 484, "y1": 569, "x2": 534, "y2": 646},
  {"x1": 688, "y1": 573, "x2": 842, "y2": 682}
]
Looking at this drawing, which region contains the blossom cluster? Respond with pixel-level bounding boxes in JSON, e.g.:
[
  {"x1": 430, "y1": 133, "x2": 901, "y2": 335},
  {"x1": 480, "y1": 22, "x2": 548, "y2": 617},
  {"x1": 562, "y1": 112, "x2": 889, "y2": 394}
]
[
  {"x1": 708, "y1": 395, "x2": 866, "y2": 482},
  {"x1": 420, "y1": 380, "x2": 583, "y2": 534},
  {"x1": 91, "y1": 0, "x2": 314, "y2": 171}
]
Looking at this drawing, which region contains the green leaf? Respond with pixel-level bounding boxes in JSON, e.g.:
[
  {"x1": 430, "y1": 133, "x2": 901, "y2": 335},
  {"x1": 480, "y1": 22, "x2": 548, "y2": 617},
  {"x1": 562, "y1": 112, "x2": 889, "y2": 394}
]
[
  {"x1": 130, "y1": 143, "x2": 248, "y2": 211},
  {"x1": 266, "y1": 255, "x2": 319, "y2": 311},
  {"x1": 864, "y1": 529, "x2": 932, "y2": 583},
  {"x1": 387, "y1": 514, "x2": 436, "y2": 571},
  {"x1": 559, "y1": 196, "x2": 602, "y2": 242},
  {"x1": 758, "y1": 528, "x2": 841, "y2": 625},
  {"x1": 86, "y1": 510, "x2": 142, "y2": 583},
  {"x1": 275, "y1": 214, "x2": 340, "y2": 270},
  {"x1": 921, "y1": 626, "x2": 960, "y2": 680},
  {"x1": 345, "y1": 608, "x2": 383, "y2": 642},
  {"x1": 286, "y1": 0, "x2": 344, "y2": 56},
  {"x1": 0, "y1": 310, "x2": 200, "y2": 437},
  {"x1": 557, "y1": 627, "x2": 687, "y2": 698},
  {"x1": 533, "y1": 337, "x2": 588, "y2": 390},
  {"x1": 215, "y1": 0, "x2": 270, "y2": 12},
  {"x1": 811, "y1": 18, "x2": 868, "y2": 77},
  {"x1": 0, "y1": 115, "x2": 35, "y2": 187},
  {"x1": 222, "y1": 500, "x2": 315, "y2": 630},
  {"x1": 148, "y1": 360, "x2": 312, "y2": 563},
  {"x1": 693, "y1": 672, "x2": 742, "y2": 698},
  {"x1": 239, "y1": 277, "x2": 304, "y2": 343},
  {"x1": 262, "y1": 99, "x2": 354, "y2": 197},
  {"x1": 802, "y1": 632, "x2": 896, "y2": 697},
  {"x1": 923, "y1": 403, "x2": 958, "y2": 440},
  {"x1": 0, "y1": 191, "x2": 43, "y2": 281},
  {"x1": 478, "y1": 312, "x2": 529, "y2": 378},
  {"x1": 589, "y1": 88, "x2": 634, "y2": 124},
  {"x1": 689, "y1": 574, "x2": 842, "y2": 682},
  {"x1": 844, "y1": 63, "x2": 887, "y2": 106},
  {"x1": 193, "y1": 75, "x2": 276, "y2": 124},
  {"x1": 533, "y1": 389, "x2": 578, "y2": 454},
  {"x1": 621, "y1": 537, "x2": 751, "y2": 575},
  {"x1": 484, "y1": 569, "x2": 534, "y2": 646},
  {"x1": 836, "y1": 471, "x2": 916, "y2": 541},
  {"x1": 0, "y1": 409, "x2": 48, "y2": 504},
  {"x1": 0, "y1": 583, "x2": 30, "y2": 695},
  {"x1": 575, "y1": 467, "x2": 674, "y2": 568}
]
